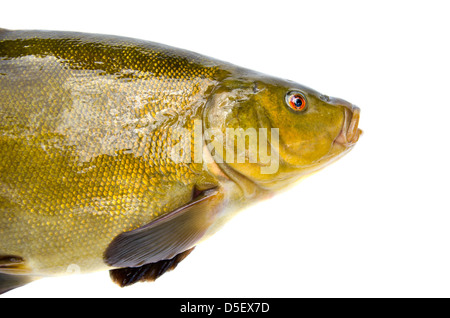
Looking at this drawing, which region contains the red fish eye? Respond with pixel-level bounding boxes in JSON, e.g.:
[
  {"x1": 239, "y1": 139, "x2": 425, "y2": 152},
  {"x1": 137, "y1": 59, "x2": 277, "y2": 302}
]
[{"x1": 288, "y1": 93, "x2": 307, "y2": 111}]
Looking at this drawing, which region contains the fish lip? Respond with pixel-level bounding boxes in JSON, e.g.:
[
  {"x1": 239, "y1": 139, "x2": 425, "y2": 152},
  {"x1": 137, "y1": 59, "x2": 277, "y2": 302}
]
[{"x1": 334, "y1": 105, "x2": 363, "y2": 147}]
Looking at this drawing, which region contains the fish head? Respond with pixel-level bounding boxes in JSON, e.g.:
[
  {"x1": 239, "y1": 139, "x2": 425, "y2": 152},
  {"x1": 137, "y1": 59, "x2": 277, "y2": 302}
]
[{"x1": 204, "y1": 72, "x2": 362, "y2": 192}]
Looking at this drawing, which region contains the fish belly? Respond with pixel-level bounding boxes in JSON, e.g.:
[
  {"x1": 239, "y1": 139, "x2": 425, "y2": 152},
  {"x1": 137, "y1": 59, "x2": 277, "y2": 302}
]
[{"x1": 0, "y1": 30, "x2": 219, "y2": 275}]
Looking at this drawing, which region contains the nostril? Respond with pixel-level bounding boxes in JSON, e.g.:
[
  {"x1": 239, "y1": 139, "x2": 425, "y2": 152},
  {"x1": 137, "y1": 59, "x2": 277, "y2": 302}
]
[{"x1": 319, "y1": 94, "x2": 330, "y2": 102}]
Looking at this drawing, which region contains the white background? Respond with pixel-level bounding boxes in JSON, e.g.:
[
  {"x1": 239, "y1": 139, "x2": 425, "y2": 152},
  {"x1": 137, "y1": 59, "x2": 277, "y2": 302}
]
[{"x1": 2, "y1": 0, "x2": 450, "y2": 297}]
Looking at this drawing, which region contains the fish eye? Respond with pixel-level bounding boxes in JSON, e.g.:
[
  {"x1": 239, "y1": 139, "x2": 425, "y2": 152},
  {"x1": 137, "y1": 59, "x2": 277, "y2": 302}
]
[{"x1": 286, "y1": 91, "x2": 307, "y2": 112}]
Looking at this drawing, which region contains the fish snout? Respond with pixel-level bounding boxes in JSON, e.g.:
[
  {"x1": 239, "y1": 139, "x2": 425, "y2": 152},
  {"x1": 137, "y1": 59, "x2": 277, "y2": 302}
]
[{"x1": 333, "y1": 101, "x2": 362, "y2": 147}]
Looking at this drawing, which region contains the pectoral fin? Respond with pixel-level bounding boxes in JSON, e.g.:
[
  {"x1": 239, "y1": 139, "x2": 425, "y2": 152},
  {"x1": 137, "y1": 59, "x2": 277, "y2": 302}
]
[
  {"x1": 104, "y1": 187, "x2": 223, "y2": 269},
  {"x1": 109, "y1": 247, "x2": 195, "y2": 287}
]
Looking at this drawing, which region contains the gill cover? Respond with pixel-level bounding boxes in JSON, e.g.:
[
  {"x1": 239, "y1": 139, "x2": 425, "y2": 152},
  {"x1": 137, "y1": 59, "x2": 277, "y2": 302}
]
[{"x1": 203, "y1": 71, "x2": 346, "y2": 191}]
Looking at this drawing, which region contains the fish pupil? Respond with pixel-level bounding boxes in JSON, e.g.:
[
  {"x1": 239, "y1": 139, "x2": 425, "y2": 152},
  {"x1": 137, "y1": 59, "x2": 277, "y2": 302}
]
[{"x1": 286, "y1": 91, "x2": 306, "y2": 111}]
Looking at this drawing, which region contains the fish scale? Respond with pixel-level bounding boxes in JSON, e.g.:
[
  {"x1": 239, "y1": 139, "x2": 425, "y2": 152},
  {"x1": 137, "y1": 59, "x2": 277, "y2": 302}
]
[
  {"x1": 0, "y1": 29, "x2": 361, "y2": 293},
  {"x1": 0, "y1": 30, "x2": 219, "y2": 274}
]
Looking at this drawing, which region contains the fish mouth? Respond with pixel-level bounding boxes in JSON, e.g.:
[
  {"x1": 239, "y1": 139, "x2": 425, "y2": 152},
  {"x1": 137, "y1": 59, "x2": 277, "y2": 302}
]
[{"x1": 334, "y1": 105, "x2": 363, "y2": 147}]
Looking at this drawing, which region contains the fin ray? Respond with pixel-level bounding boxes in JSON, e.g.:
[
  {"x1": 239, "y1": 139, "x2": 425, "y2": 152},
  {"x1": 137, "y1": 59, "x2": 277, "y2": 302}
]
[
  {"x1": 109, "y1": 247, "x2": 195, "y2": 287},
  {"x1": 104, "y1": 187, "x2": 223, "y2": 268},
  {"x1": 0, "y1": 273, "x2": 36, "y2": 294},
  {"x1": 0, "y1": 255, "x2": 30, "y2": 275}
]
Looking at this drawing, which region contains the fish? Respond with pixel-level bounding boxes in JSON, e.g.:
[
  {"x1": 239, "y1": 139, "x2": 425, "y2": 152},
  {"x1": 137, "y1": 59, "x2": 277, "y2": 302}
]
[{"x1": 0, "y1": 29, "x2": 362, "y2": 294}]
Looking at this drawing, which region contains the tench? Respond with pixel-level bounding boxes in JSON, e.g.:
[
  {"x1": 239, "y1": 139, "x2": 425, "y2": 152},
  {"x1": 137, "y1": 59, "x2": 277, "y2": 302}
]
[{"x1": 0, "y1": 29, "x2": 362, "y2": 294}]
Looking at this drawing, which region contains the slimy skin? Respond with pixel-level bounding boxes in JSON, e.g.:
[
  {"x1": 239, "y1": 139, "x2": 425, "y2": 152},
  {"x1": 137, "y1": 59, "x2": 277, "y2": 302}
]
[{"x1": 0, "y1": 29, "x2": 361, "y2": 293}]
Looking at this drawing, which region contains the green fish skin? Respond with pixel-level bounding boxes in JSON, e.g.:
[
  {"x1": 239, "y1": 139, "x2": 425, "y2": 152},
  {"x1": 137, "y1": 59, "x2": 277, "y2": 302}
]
[{"x1": 0, "y1": 29, "x2": 361, "y2": 293}]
